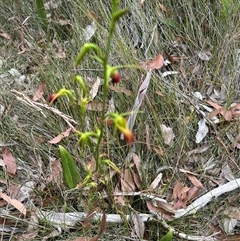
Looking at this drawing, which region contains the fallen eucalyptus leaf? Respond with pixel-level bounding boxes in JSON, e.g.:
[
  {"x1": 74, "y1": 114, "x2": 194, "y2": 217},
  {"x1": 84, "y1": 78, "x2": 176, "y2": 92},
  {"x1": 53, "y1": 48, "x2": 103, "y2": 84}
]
[{"x1": 195, "y1": 119, "x2": 208, "y2": 143}]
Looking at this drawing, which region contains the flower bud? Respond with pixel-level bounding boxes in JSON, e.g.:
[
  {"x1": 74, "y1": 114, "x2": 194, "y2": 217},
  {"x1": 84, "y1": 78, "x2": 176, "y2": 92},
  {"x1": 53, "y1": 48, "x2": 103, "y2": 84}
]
[{"x1": 111, "y1": 70, "x2": 120, "y2": 84}]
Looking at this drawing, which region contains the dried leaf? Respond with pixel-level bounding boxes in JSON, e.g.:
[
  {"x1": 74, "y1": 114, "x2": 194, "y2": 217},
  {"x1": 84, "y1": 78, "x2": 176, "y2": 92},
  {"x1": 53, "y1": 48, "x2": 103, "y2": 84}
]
[
  {"x1": 160, "y1": 124, "x2": 175, "y2": 146},
  {"x1": 107, "y1": 97, "x2": 115, "y2": 113},
  {"x1": 230, "y1": 103, "x2": 240, "y2": 119},
  {"x1": 206, "y1": 100, "x2": 240, "y2": 121},
  {"x1": 88, "y1": 213, "x2": 106, "y2": 241},
  {"x1": 223, "y1": 218, "x2": 237, "y2": 234},
  {"x1": 221, "y1": 162, "x2": 235, "y2": 181},
  {"x1": 206, "y1": 99, "x2": 223, "y2": 111},
  {"x1": 121, "y1": 168, "x2": 135, "y2": 192},
  {"x1": 149, "y1": 173, "x2": 162, "y2": 191},
  {"x1": 56, "y1": 48, "x2": 66, "y2": 59},
  {"x1": 44, "y1": 1, "x2": 59, "y2": 10},
  {"x1": 108, "y1": 85, "x2": 132, "y2": 96},
  {"x1": 173, "y1": 199, "x2": 185, "y2": 210},
  {"x1": 224, "y1": 206, "x2": 240, "y2": 219},
  {"x1": 141, "y1": 54, "x2": 164, "y2": 70},
  {"x1": 57, "y1": 16, "x2": 69, "y2": 26},
  {"x1": 153, "y1": 146, "x2": 164, "y2": 156},
  {"x1": 114, "y1": 182, "x2": 128, "y2": 205},
  {"x1": 187, "y1": 186, "x2": 200, "y2": 201},
  {"x1": 83, "y1": 21, "x2": 97, "y2": 41},
  {"x1": 132, "y1": 153, "x2": 142, "y2": 180},
  {"x1": 155, "y1": 91, "x2": 164, "y2": 97},
  {"x1": 132, "y1": 171, "x2": 142, "y2": 189},
  {"x1": 0, "y1": 31, "x2": 11, "y2": 40},
  {"x1": 86, "y1": 102, "x2": 106, "y2": 111},
  {"x1": 173, "y1": 180, "x2": 190, "y2": 207},
  {"x1": 180, "y1": 186, "x2": 190, "y2": 199},
  {"x1": 173, "y1": 180, "x2": 183, "y2": 200},
  {"x1": 48, "y1": 128, "x2": 72, "y2": 144},
  {"x1": 123, "y1": 70, "x2": 152, "y2": 139},
  {"x1": 89, "y1": 77, "x2": 101, "y2": 100},
  {"x1": 146, "y1": 201, "x2": 174, "y2": 220},
  {"x1": 46, "y1": 159, "x2": 63, "y2": 185},
  {"x1": 15, "y1": 230, "x2": 39, "y2": 240},
  {"x1": 208, "y1": 224, "x2": 226, "y2": 240},
  {"x1": 187, "y1": 174, "x2": 204, "y2": 189},
  {"x1": 99, "y1": 213, "x2": 106, "y2": 235},
  {"x1": 187, "y1": 145, "x2": 210, "y2": 155},
  {"x1": 131, "y1": 210, "x2": 145, "y2": 239},
  {"x1": 157, "y1": 199, "x2": 176, "y2": 214},
  {"x1": 139, "y1": 0, "x2": 146, "y2": 7},
  {"x1": 0, "y1": 191, "x2": 26, "y2": 215},
  {"x1": 2, "y1": 147, "x2": 17, "y2": 175},
  {"x1": 18, "y1": 27, "x2": 26, "y2": 54},
  {"x1": 198, "y1": 50, "x2": 212, "y2": 61},
  {"x1": 159, "y1": 3, "x2": 170, "y2": 13},
  {"x1": 195, "y1": 119, "x2": 208, "y2": 143},
  {"x1": 86, "y1": 11, "x2": 100, "y2": 21},
  {"x1": 7, "y1": 184, "x2": 21, "y2": 199},
  {"x1": 33, "y1": 82, "x2": 46, "y2": 101},
  {"x1": 231, "y1": 132, "x2": 240, "y2": 150}
]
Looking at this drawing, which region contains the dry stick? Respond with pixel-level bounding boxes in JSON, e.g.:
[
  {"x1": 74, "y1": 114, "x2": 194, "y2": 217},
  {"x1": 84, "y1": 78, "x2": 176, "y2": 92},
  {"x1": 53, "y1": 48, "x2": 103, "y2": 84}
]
[
  {"x1": 36, "y1": 209, "x2": 218, "y2": 241},
  {"x1": 11, "y1": 89, "x2": 78, "y2": 131},
  {"x1": 36, "y1": 181, "x2": 240, "y2": 241}
]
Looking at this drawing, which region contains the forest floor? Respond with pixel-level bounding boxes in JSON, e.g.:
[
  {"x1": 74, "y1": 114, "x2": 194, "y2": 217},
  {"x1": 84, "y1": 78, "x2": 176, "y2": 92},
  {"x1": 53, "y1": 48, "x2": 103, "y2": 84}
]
[{"x1": 0, "y1": 1, "x2": 240, "y2": 240}]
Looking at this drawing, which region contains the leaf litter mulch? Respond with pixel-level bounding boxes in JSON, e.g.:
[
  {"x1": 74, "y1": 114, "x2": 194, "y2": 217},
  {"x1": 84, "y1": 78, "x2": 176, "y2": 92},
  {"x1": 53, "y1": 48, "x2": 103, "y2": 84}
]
[{"x1": 1, "y1": 1, "x2": 240, "y2": 241}]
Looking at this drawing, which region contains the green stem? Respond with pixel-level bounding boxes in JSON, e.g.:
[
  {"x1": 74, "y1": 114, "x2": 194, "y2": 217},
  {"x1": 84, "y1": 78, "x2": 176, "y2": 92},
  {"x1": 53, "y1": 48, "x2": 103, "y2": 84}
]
[{"x1": 94, "y1": 17, "x2": 116, "y2": 172}]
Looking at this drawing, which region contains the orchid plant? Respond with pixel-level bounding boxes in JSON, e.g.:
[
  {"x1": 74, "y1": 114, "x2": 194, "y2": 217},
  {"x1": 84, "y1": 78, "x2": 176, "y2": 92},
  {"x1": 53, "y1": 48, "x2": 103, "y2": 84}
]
[{"x1": 50, "y1": 0, "x2": 133, "y2": 189}]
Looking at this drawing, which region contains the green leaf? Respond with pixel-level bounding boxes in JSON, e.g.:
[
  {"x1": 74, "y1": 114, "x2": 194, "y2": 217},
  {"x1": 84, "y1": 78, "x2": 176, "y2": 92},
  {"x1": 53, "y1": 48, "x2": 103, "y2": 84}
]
[
  {"x1": 59, "y1": 145, "x2": 80, "y2": 189},
  {"x1": 75, "y1": 43, "x2": 101, "y2": 66},
  {"x1": 159, "y1": 229, "x2": 173, "y2": 241},
  {"x1": 36, "y1": 0, "x2": 47, "y2": 30},
  {"x1": 101, "y1": 159, "x2": 121, "y2": 173},
  {"x1": 112, "y1": 8, "x2": 128, "y2": 22}
]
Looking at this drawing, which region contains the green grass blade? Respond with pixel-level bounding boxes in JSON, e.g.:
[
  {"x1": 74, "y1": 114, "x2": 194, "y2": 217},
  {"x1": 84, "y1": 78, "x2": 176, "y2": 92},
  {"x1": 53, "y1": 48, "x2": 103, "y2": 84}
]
[
  {"x1": 59, "y1": 145, "x2": 80, "y2": 189},
  {"x1": 159, "y1": 229, "x2": 173, "y2": 241},
  {"x1": 36, "y1": 0, "x2": 47, "y2": 30}
]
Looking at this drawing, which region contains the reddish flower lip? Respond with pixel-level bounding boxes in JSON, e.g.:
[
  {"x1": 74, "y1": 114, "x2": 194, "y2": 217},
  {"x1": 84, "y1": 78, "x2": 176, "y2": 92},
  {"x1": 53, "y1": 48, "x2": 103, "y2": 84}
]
[
  {"x1": 123, "y1": 132, "x2": 135, "y2": 144},
  {"x1": 118, "y1": 126, "x2": 135, "y2": 144},
  {"x1": 48, "y1": 93, "x2": 57, "y2": 103}
]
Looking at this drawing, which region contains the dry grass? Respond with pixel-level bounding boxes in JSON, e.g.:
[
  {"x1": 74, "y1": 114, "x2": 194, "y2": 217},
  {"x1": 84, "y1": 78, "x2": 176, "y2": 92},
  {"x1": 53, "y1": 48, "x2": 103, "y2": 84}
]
[{"x1": 1, "y1": 0, "x2": 240, "y2": 240}]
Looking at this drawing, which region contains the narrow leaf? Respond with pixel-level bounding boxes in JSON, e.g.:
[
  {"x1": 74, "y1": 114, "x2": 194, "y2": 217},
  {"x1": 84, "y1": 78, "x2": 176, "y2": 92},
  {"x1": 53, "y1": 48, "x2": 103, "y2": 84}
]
[
  {"x1": 0, "y1": 191, "x2": 26, "y2": 215},
  {"x1": 36, "y1": 0, "x2": 47, "y2": 30},
  {"x1": 59, "y1": 145, "x2": 79, "y2": 188},
  {"x1": 131, "y1": 210, "x2": 145, "y2": 239},
  {"x1": 2, "y1": 147, "x2": 17, "y2": 175},
  {"x1": 159, "y1": 229, "x2": 173, "y2": 241},
  {"x1": 33, "y1": 82, "x2": 46, "y2": 101},
  {"x1": 48, "y1": 128, "x2": 72, "y2": 144},
  {"x1": 195, "y1": 119, "x2": 208, "y2": 143},
  {"x1": 113, "y1": 8, "x2": 128, "y2": 22}
]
